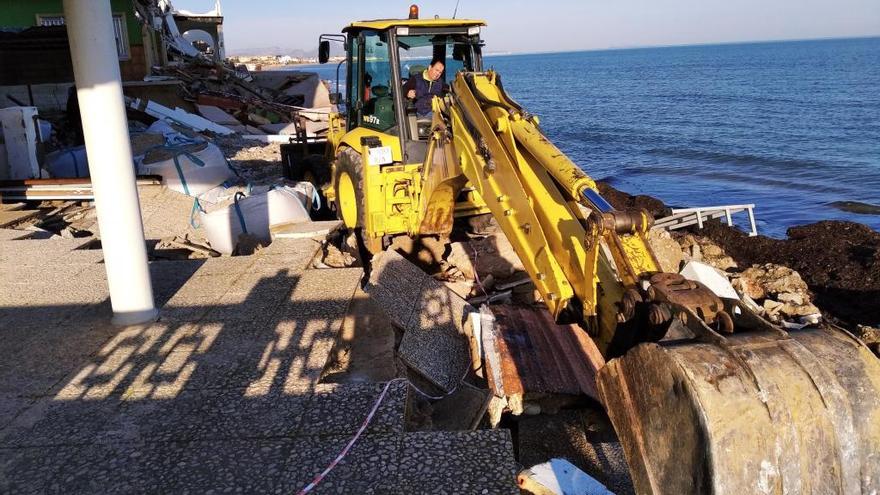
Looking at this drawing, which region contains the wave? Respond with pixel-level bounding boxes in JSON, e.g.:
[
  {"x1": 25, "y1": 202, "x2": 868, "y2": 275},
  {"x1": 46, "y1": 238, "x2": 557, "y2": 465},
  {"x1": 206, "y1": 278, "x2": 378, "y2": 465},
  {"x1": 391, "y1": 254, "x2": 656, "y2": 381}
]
[
  {"x1": 827, "y1": 201, "x2": 880, "y2": 215},
  {"x1": 646, "y1": 147, "x2": 826, "y2": 169}
]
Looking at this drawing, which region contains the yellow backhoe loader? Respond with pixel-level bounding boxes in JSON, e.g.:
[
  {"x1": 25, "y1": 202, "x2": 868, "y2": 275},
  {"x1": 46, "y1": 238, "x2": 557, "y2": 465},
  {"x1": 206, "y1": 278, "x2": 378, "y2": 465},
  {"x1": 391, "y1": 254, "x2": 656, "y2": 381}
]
[{"x1": 313, "y1": 8, "x2": 880, "y2": 494}]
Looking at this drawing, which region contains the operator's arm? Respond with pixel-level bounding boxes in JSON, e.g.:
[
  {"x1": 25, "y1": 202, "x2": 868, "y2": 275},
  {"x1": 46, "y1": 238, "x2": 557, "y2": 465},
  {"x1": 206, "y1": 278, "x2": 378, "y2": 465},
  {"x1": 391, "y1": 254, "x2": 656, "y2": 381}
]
[{"x1": 403, "y1": 77, "x2": 417, "y2": 100}]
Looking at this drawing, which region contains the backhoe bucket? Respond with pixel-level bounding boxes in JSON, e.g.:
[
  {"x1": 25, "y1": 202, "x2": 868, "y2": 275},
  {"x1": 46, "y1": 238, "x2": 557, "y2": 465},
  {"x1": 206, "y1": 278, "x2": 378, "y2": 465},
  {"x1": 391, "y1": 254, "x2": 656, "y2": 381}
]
[{"x1": 597, "y1": 326, "x2": 880, "y2": 494}]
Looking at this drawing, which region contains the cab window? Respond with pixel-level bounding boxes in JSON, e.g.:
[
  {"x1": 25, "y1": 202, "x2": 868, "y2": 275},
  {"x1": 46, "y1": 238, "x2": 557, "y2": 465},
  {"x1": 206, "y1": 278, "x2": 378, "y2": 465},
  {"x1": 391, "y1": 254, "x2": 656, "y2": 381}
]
[{"x1": 359, "y1": 31, "x2": 397, "y2": 133}]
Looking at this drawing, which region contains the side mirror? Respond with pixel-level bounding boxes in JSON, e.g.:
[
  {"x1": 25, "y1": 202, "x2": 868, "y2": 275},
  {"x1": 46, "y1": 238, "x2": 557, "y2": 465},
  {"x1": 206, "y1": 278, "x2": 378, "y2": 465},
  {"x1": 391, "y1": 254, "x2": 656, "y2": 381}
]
[{"x1": 318, "y1": 40, "x2": 330, "y2": 64}]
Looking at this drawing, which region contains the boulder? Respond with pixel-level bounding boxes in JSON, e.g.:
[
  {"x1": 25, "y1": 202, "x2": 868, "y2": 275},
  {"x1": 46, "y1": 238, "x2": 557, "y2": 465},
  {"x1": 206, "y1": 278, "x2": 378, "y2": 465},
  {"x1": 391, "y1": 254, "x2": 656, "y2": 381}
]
[
  {"x1": 733, "y1": 264, "x2": 810, "y2": 301},
  {"x1": 647, "y1": 229, "x2": 684, "y2": 273}
]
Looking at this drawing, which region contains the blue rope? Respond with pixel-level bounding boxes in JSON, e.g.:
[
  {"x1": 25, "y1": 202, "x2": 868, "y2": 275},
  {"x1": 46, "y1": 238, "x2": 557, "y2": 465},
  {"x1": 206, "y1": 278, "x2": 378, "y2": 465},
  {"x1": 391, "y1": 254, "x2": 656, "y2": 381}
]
[
  {"x1": 190, "y1": 198, "x2": 204, "y2": 228},
  {"x1": 169, "y1": 148, "x2": 206, "y2": 197},
  {"x1": 233, "y1": 192, "x2": 249, "y2": 234}
]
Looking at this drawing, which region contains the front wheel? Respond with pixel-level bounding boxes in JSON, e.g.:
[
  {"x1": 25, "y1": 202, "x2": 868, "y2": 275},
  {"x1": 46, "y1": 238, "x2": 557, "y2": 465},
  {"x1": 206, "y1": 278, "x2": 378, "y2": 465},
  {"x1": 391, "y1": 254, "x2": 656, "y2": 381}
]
[
  {"x1": 333, "y1": 146, "x2": 365, "y2": 229},
  {"x1": 333, "y1": 147, "x2": 382, "y2": 254}
]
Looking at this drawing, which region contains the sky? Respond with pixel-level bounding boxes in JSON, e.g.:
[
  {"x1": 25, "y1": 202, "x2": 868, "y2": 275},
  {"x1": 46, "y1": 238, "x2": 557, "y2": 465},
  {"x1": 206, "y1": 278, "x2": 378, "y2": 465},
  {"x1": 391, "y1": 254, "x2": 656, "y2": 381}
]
[{"x1": 179, "y1": 0, "x2": 880, "y2": 55}]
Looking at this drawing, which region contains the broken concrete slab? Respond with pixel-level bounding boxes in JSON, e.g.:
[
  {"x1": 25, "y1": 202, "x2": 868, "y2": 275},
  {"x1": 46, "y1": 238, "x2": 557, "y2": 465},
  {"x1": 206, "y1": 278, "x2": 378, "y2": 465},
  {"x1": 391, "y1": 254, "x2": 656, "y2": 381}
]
[
  {"x1": 367, "y1": 250, "x2": 475, "y2": 392},
  {"x1": 366, "y1": 250, "x2": 431, "y2": 330},
  {"x1": 271, "y1": 220, "x2": 342, "y2": 240},
  {"x1": 196, "y1": 105, "x2": 241, "y2": 126}
]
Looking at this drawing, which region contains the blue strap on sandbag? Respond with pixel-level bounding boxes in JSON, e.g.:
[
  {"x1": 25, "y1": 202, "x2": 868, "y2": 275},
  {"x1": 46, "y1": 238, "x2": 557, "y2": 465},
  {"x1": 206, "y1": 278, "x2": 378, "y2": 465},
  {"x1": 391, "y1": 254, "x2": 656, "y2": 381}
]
[
  {"x1": 190, "y1": 198, "x2": 205, "y2": 228},
  {"x1": 170, "y1": 147, "x2": 206, "y2": 197},
  {"x1": 233, "y1": 192, "x2": 249, "y2": 234},
  {"x1": 222, "y1": 154, "x2": 241, "y2": 178}
]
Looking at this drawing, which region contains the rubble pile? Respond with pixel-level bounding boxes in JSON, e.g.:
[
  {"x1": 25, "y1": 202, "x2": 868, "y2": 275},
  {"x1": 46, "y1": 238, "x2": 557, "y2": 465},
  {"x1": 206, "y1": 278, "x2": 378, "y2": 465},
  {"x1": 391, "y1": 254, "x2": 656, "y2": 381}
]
[
  {"x1": 602, "y1": 180, "x2": 879, "y2": 336},
  {"x1": 149, "y1": 62, "x2": 333, "y2": 139}
]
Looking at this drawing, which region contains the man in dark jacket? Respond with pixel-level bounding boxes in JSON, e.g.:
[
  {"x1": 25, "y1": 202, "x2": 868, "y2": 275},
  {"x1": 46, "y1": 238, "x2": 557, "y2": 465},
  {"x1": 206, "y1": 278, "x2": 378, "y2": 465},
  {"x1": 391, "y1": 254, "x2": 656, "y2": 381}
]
[{"x1": 404, "y1": 58, "x2": 445, "y2": 116}]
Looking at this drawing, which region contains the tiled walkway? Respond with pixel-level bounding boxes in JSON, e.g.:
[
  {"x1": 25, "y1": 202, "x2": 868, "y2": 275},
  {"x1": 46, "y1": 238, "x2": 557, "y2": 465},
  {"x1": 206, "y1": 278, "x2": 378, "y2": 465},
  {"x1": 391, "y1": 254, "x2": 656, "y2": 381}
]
[{"x1": 0, "y1": 234, "x2": 518, "y2": 493}]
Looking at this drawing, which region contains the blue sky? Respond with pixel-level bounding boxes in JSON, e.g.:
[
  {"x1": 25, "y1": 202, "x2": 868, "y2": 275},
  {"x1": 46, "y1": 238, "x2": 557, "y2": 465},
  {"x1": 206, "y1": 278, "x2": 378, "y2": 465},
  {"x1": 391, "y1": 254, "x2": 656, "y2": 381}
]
[{"x1": 180, "y1": 0, "x2": 880, "y2": 54}]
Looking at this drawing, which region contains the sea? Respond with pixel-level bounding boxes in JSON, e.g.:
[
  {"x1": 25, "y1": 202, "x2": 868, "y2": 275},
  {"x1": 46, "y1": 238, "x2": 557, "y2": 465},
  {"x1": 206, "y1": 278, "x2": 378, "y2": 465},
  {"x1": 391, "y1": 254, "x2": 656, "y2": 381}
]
[{"x1": 292, "y1": 37, "x2": 880, "y2": 238}]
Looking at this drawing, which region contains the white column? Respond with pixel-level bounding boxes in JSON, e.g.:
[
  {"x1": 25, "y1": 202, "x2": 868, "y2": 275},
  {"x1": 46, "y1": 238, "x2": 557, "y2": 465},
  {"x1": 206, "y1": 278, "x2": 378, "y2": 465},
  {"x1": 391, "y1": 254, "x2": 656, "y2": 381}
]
[{"x1": 63, "y1": 0, "x2": 158, "y2": 325}]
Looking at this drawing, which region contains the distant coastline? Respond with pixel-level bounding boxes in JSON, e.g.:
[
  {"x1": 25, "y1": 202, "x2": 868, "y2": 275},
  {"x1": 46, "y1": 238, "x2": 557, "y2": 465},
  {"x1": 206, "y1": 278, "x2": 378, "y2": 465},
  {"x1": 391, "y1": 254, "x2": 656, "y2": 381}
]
[{"x1": 228, "y1": 34, "x2": 879, "y2": 65}]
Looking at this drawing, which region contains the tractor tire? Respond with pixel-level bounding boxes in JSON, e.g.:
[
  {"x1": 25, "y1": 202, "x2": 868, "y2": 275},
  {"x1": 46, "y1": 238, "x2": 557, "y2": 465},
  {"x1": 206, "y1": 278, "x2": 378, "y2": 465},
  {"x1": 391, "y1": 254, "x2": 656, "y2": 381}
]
[
  {"x1": 333, "y1": 146, "x2": 366, "y2": 229},
  {"x1": 333, "y1": 147, "x2": 383, "y2": 254}
]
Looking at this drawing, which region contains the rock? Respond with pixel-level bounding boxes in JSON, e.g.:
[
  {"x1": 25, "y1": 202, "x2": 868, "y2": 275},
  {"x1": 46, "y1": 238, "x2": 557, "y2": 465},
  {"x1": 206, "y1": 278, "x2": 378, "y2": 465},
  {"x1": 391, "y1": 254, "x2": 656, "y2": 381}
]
[
  {"x1": 690, "y1": 241, "x2": 702, "y2": 261},
  {"x1": 777, "y1": 292, "x2": 804, "y2": 305},
  {"x1": 780, "y1": 301, "x2": 821, "y2": 318},
  {"x1": 321, "y1": 242, "x2": 357, "y2": 268},
  {"x1": 763, "y1": 299, "x2": 783, "y2": 315},
  {"x1": 855, "y1": 325, "x2": 880, "y2": 356},
  {"x1": 647, "y1": 229, "x2": 684, "y2": 273},
  {"x1": 446, "y1": 242, "x2": 475, "y2": 279},
  {"x1": 733, "y1": 263, "x2": 810, "y2": 301},
  {"x1": 674, "y1": 233, "x2": 737, "y2": 271}
]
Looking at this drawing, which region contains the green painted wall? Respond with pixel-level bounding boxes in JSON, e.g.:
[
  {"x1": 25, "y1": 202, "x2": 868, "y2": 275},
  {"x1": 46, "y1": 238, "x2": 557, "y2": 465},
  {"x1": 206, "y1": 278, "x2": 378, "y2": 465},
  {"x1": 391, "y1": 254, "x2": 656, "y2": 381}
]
[{"x1": 0, "y1": 0, "x2": 143, "y2": 46}]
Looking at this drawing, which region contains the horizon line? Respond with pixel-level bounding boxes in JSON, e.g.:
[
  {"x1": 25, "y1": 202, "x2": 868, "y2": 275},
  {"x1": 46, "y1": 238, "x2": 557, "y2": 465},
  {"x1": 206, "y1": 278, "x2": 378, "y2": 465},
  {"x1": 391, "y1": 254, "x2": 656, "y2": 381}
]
[
  {"x1": 483, "y1": 34, "x2": 880, "y2": 57},
  {"x1": 229, "y1": 33, "x2": 879, "y2": 58}
]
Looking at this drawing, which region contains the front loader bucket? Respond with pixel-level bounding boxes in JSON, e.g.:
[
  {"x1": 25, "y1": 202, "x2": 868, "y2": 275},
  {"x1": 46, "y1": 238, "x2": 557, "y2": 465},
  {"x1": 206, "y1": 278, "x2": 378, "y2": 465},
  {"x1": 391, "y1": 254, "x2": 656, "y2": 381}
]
[{"x1": 597, "y1": 326, "x2": 880, "y2": 494}]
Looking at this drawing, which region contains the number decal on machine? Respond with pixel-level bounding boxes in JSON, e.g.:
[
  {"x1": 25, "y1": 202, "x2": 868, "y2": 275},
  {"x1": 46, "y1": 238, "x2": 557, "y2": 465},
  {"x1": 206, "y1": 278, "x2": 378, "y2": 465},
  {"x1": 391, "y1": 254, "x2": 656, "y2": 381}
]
[{"x1": 367, "y1": 146, "x2": 393, "y2": 166}]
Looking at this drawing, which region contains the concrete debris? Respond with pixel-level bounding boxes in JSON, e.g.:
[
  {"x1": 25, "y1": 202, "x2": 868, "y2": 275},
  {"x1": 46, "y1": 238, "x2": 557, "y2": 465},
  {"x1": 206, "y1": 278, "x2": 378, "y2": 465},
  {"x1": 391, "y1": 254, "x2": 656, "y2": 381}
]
[
  {"x1": 127, "y1": 97, "x2": 235, "y2": 135},
  {"x1": 675, "y1": 233, "x2": 738, "y2": 271},
  {"x1": 680, "y1": 261, "x2": 739, "y2": 300},
  {"x1": 731, "y1": 263, "x2": 820, "y2": 322},
  {"x1": 367, "y1": 249, "x2": 475, "y2": 392},
  {"x1": 0, "y1": 106, "x2": 44, "y2": 180},
  {"x1": 732, "y1": 263, "x2": 809, "y2": 300},
  {"x1": 316, "y1": 230, "x2": 360, "y2": 268}
]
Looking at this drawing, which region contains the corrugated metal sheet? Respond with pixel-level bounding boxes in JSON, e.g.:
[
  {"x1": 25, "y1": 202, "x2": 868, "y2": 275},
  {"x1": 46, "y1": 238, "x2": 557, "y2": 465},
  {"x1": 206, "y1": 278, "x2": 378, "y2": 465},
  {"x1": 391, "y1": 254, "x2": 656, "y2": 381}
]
[{"x1": 486, "y1": 305, "x2": 605, "y2": 400}]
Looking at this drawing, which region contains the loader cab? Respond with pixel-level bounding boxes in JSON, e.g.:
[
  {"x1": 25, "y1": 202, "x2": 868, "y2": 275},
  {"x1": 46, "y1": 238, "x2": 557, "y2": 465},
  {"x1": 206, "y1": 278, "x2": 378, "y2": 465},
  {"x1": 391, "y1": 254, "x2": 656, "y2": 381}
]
[{"x1": 321, "y1": 18, "x2": 484, "y2": 164}]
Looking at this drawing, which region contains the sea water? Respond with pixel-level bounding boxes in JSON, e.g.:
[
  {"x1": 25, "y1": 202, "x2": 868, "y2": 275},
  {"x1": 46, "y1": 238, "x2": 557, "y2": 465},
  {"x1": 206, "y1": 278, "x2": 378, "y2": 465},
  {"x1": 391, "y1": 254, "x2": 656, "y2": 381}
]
[{"x1": 297, "y1": 37, "x2": 880, "y2": 237}]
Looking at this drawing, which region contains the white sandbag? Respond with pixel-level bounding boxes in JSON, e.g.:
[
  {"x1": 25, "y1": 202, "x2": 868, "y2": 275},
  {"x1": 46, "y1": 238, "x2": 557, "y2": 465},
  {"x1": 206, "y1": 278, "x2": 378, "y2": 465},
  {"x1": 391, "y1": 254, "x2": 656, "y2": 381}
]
[
  {"x1": 199, "y1": 186, "x2": 311, "y2": 254},
  {"x1": 139, "y1": 142, "x2": 234, "y2": 197},
  {"x1": 45, "y1": 146, "x2": 89, "y2": 178}
]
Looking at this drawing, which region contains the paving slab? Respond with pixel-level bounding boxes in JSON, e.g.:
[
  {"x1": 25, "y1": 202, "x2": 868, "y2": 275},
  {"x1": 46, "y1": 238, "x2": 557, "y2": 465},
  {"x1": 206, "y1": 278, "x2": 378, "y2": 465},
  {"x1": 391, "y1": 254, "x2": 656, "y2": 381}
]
[
  {"x1": 367, "y1": 250, "x2": 474, "y2": 392},
  {"x1": 104, "y1": 388, "x2": 312, "y2": 443},
  {"x1": 54, "y1": 439, "x2": 304, "y2": 494},
  {"x1": 0, "y1": 395, "x2": 34, "y2": 430},
  {"x1": 0, "y1": 209, "x2": 41, "y2": 228},
  {"x1": 398, "y1": 429, "x2": 519, "y2": 494},
  {"x1": 300, "y1": 381, "x2": 407, "y2": 436},
  {"x1": 287, "y1": 433, "x2": 403, "y2": 493},
  {"x1": 0, "y1": 395, "x2": 123, "y2": 447},
  {"x1": 0, "y1": 445, "x2": 79, "y2": 494},
  {"x1": 365, "y1": 249, "x2": 430, "y2": 329},
  {"x1": 271, "y1": 220, "x2": 343, "y2": 240},
  {"x1": 398, "y1": 278, "x2": 475, "y2": 392}
]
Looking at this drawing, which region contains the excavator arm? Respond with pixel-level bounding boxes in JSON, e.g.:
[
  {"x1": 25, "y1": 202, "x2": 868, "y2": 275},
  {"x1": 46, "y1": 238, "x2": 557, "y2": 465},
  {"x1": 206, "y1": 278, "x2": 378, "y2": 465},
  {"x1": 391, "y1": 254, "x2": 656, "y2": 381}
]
[
  {"x1": 433, "y1": 71, "x2": 664, "y2": 352},
  {"x1": 423, "y1": 71, "x2": 880, "y2": 494}
]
